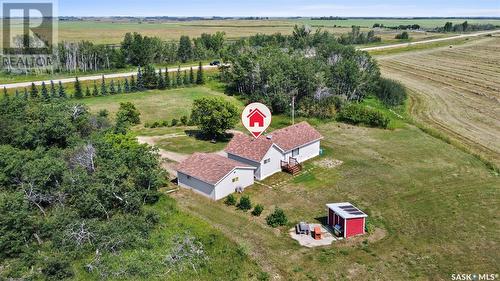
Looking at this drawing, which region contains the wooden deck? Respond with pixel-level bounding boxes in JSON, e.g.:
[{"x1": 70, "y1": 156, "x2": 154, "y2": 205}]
[{"x1": 281, "y1": 157, "x2": 302, "y2": 175}]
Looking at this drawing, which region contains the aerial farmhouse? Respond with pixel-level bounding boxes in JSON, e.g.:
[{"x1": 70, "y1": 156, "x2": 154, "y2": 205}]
[
  {"x1": 225, "y1": 121, "x2": 323, "y2": 180},
  {"x1": 176, "y1": 121, "x2": 323, "y2": 200}
]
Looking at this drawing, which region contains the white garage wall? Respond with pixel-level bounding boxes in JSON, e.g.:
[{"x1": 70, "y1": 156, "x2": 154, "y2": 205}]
[
  {"x1": 214, "y1": 168, "x2": 255, "y2": 200},
  {"x1": 177, "y1": 172, "x2": 215, "y2": 199}
]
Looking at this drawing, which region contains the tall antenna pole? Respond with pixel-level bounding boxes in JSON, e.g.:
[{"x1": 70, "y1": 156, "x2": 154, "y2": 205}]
[{"x1": 292, "y1": 95, "x2": 295, "y2": 125}]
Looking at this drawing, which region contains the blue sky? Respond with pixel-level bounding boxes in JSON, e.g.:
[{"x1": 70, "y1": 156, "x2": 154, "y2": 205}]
[{"x1": 58, "y1": 0, "x2": 500, "y2": 17}]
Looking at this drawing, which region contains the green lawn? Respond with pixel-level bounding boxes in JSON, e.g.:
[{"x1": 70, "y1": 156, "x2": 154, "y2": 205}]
[
  {"x1": 81, "y1": 86, "x2": 243, "y2": 124},
  {"x1": 172, "y1": 121, "x2": 499, "y2": 280},
  {"x1": 155, "y1": 134, "x2": 229, "y2": 154}
]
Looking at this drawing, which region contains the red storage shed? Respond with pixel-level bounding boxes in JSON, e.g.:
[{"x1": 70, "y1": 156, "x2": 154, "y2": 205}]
[{"x1": 326, "y1": 202, "x2": 367, "y2": 239}]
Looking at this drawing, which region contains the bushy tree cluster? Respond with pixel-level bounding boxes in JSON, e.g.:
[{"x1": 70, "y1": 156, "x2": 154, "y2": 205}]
[
  {"x1": 0, "y1": 97, "x2": 165, "y2": 279},
  {"x1": 338, "y1": 26, "x2": 381, "y2": 45},
  {"x1": 190, "y1": 97, "x2": 239, "y2": 139},
  {"x1": 395, "y1": 31, "x2": 410, "y2": 40},
  {"x1": 377, "y1": 78, "x2": 407, "y2": 106},
  {"x1": 121, "y1": 32, "x2": 226, "y2": 67},
  {"x1": 336, "y1": 103, "x2": 390, "y2": 128},
  {"x1": 226, "y1": 40, "x2": 380, "y2": 115}
]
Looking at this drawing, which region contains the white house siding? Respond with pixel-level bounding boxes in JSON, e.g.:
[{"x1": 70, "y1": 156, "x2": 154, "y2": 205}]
[
  {"x1": 213, "y1": 168, "x2": 255, "y2": 200},
  {"x1": 283, "y1": 140, "x2": 320, "y2": 163},
  {"x1": 177, "y1": 172, "x2": 215, "y2": 199},
  {"x1": 259, "y1": 145, "x2": 284, "y2": 180},
  {"x1": 227, "y1": 153, "x2": 262, "y2": 179}
]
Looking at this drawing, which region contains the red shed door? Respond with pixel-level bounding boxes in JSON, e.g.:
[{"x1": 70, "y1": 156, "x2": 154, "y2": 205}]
[
  {"x1": 346, "y1": 218, "x2": 365, "y2": 238},
  {"x1": 328, "y1": 209, "x2": 334, "y2": 226}
]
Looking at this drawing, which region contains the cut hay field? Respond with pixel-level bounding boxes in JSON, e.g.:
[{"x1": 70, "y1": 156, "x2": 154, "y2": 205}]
[{"x1": 377, "y1": 36, "x2": 500, "y2": 167}]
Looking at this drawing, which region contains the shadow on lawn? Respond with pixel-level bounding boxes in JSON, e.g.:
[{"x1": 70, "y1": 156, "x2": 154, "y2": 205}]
[
  {"x1": 314, "y1": 216, "x2": 328, "y2": 225},
  {"x1": 184, "y1": 129, "x2": 234, "y2": 143}
]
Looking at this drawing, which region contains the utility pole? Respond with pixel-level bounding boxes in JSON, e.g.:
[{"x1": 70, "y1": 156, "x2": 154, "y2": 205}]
[{"x1": 291, "y1": 95, "x2": 295, "y2": 125}]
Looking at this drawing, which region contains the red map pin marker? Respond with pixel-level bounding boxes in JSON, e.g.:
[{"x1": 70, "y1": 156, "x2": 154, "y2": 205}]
[{"x1": 242, "y1": 102, "x2": 272, "y2": 139}]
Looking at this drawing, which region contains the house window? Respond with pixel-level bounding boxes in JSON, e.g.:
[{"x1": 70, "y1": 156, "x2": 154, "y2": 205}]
[
  {"x1": 264, "y1": 158, "x2": 271, "y2": 164},
  {"x1": 232, "y1": 177, "x2": 239, "y2": 183},
  {"x1": 292, "y1": 148, "x2": 299, "y2": 157}
]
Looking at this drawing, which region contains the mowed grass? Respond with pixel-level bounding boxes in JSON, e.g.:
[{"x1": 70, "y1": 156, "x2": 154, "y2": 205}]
[
  {"x1": 377, "y1": 36, "x2": 500, "y2": 167},
  {"x1": 155, "y1": 133, "x2": 229, "y2": 154},
  {"x1": 172, "y1": 122, "x2": 500, "y2": 280},
  {"x1": 72, "y1": 195, "x2": 264, "y2": 280},
  {"x1": 81, "y1": 86, "x2": 243, "y2": 124}
]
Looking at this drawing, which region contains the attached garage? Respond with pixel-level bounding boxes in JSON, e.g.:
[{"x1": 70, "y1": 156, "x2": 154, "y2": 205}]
[
  {"x1": 326, "y1": 202, "x2": 367, "y2": 239},
  {"x1": 176, "y1": 153, "x2": 255, "y2": 200}
]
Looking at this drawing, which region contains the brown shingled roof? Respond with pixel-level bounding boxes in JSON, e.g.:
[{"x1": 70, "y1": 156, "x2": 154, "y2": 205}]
[
  {"x1": 270, "y1": 121, "x2": 323, "y2": 151},
  {"x1": 225, "y1": 121, "x2": 323, "y2": 162},
  {"x1": 176, "y1": 153, "x2": 254, "y2": 185},
  {"x1": 225, "y1": 133, "x2": 275, "y2": 162}
]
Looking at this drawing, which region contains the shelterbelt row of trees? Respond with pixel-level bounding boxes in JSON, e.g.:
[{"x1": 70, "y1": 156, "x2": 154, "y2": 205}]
[
  {"x1": 2, "y1": 31, "x2": 226, "y2": 74},
  {"x1": 2, "y1": 25, "x2": 380, "y2": 74},
  {"x1": 436, "y1": 21, "x2": 499, "y2": 33},
  {"x1": 3, "y1": 63, "x2": 205, "y2": 100}
]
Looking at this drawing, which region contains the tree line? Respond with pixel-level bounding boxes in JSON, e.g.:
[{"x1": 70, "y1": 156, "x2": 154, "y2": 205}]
[
  {"x1": 3, "y1": 25, "x2": 387, "y2": 75},
  {"x1": 233, "y1": 25, "x2": 380, "y2": 50},
  {"x1": 373, "y1": 23, "x2": 421, "y2": 30},
  {"x1": 2, "y1": 31, "x2": 225, "y2": 74},
  {"x1": 438, "y1": 21, "x2": 498, "y2": 33},
  {"x1": 3, "y1": 63, "x2": 205, "y2": 100}
]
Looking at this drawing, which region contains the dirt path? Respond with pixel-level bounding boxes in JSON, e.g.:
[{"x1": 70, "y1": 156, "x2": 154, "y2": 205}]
[
  {"x1": 137, "y1": 135, "x2": 189, "y2": 177},
  {"x1": 360, "y1": 29, "x2": 500, "y2": 51}
]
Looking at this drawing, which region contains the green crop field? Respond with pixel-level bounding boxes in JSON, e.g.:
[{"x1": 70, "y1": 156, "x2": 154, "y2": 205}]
[{"x1": 78, "y1": 83, "x2": 499, "y2": 280}]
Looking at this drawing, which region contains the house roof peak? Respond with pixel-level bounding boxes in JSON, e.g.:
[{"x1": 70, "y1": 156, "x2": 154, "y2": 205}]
[{"x1": 225, "y1": 121, "x2": 323, "y2": 162}]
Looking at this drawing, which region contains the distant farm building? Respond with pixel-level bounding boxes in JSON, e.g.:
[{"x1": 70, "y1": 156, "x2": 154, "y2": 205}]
[
  {"x1": 326, "y1": 203, "x2": 367, "y2": 238},
  {"x1": 176, "y1": 153, "x2": 255, "y2": 200}
]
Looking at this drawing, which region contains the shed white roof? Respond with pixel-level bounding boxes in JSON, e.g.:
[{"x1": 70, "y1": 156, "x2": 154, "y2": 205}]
[{"x1": 326, "y1": 202, "x2": 368, "y2": 219}]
